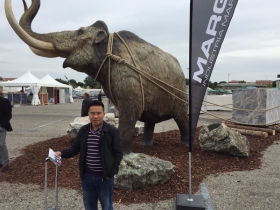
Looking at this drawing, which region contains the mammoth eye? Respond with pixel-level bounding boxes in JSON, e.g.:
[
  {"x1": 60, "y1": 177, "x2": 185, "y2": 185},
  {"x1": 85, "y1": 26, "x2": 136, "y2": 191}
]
[{"x1": 77, "y1": 29, "x2": 84, "y2": 36}]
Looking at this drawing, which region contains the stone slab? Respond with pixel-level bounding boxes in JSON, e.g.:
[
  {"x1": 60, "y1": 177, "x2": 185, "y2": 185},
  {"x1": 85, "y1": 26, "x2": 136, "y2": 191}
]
[{"x1": 232, "y1": 89, "x2": 280, "y2": 125}]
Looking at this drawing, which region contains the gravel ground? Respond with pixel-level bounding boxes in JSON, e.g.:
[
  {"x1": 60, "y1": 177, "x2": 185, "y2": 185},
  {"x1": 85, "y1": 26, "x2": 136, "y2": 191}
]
[
  {"x1": 203, "y1": 140, "x2": 280, "y2": 210},
  {"x1": 1, "y1": 100, "x2": 279, "y2": 210}
]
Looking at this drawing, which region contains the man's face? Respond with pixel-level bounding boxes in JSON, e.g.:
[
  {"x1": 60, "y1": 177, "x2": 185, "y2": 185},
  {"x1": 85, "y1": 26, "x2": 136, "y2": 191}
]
[
  {"x1": 83, "y1": 93, "x2": 87, "y2": 99},
  {"x1": 88, "y1": 105, "x2": 105, "y2": 127}
]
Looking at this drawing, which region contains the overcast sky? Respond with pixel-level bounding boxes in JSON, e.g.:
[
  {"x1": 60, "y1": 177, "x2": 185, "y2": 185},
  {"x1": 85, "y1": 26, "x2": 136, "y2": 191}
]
[{"x1": 0, "y1": 0, "x2": 279, "y2": 83}]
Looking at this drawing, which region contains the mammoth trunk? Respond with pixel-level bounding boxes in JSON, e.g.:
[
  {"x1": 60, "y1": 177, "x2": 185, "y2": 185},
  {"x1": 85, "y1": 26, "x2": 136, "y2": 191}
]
[{"x1": 19, "y1": 0, "x2": 51, "y2": 43}]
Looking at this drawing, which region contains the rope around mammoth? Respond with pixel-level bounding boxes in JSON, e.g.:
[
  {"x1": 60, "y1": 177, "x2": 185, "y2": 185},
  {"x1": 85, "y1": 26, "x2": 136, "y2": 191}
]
[{"x1": 94, "y1": 33, "x2": 280, "y2": 126}]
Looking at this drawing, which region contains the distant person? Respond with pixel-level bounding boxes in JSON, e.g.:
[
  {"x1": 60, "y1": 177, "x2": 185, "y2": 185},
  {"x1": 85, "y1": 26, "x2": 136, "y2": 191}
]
[
  {"x1": 0, "y1": 95, "x2": 13, "y2": 172},
  {"x1": 55, "y1": 100, "x2": 123, "y2": 210},
  {"x1": 81, "y1": 92, "x2": 92, "y2": 117},
  {"x1": 98, "y1": 90, "x2": 102, "y2": 102}
]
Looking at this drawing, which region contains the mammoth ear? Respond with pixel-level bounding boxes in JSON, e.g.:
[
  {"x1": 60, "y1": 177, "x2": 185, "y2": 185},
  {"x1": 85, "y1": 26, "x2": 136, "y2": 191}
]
[{"x1": 94, "y1": 30, "x2": 107, "y2": 44}]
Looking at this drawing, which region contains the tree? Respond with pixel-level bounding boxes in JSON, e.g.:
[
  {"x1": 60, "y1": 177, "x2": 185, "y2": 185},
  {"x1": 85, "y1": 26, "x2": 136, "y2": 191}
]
[
  {"x1": 272, "y1": 81, "x2": 276, "y2": 88},
  {"x1": 77, "y1": 82, "x2": 84, "y2": 87},
  {"x1": 219, "y1": 81, "x2": 227, "y2": 84},
  {"x1": 214, "y1": 82, "x2": 218, "y2": 88},
  {"x1": 95, "y1": 82, "x2": 101, "y2": 88},
  {"x1": 208, "y1": 81, "x2": 213, "y2": 88},
  {"x1": 84, "y1": 76, "x2": 97, "y2": 88},
  {"x1": 239, "y1": 80, "x2": 246, "y2": 83},
  {"x1": 208, "y1": 81, "x2": 217, "y2": 89},
  {"x1": 185, "y1": 78, "x2": 189, "y2": 85},
  {"x1": 69, "y1": 79, "x2": 77, "y2": 85}
]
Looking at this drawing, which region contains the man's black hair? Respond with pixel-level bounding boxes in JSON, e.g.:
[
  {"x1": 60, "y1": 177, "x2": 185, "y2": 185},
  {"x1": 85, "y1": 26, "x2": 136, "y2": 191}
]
[
  {"x1": 84, "y1": 92, "x2": 89, "y2": 98},
  {"x1": 88, "y1": 100, "x2": 104, "y2": 112}
]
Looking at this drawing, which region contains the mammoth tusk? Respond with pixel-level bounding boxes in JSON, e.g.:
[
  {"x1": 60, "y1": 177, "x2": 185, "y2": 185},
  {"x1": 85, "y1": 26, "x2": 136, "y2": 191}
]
[
  {"x1": 29, "y1": 46, "x2": 60, "y2": 58},
  {"x1": 28, "y1": 46, "x2": 68, "y2": 58},
  {"x1": 5, "y1": 0, "x2": 57, "y2": 53}
]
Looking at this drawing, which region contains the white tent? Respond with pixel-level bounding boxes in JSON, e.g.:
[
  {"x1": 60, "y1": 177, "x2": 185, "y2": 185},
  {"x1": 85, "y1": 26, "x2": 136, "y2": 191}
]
[
  {"x1": 0, "y1": 71, "x2": 48, "y2": 87},
  {"x1": 0, "y1": 71, "x2": 49, "y2": 105},
  {"x1": 40, "y1": 74, "x2": 70, "y2": 88},
  {"x1": 40, "y1": 74, "x2": 73, "y2": 103},
  {"x1": 75, "y1": 86, "x2": 83, "y2": 91},
  {"x1": 0, "y1": 71, "x2": 74, "y2": 105}
]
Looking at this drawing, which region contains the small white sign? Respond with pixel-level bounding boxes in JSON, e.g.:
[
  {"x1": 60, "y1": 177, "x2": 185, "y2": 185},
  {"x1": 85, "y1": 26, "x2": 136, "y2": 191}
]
[
  {"x1": 48, "y1": 148, "x2": 62, "y2": 166},
  {"x1": 48, "y1": 148, "x2": 56, "y2": 160}
]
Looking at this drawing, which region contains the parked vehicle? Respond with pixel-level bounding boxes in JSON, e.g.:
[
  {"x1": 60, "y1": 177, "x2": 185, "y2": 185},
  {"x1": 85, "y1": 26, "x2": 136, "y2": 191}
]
[
  {"x1": 72, "y1": 90, "x2": 84, "y2": 99},
  {"x1": 89, "y1": 90, "x2": 105, "y2": 99}
]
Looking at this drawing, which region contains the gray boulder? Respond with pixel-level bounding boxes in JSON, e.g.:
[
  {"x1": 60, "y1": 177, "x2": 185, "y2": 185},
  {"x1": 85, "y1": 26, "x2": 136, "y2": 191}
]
[
  {"x1": 66, "y1": 117, "x2": 87, "y2": 139},
  {"x1": 134, "y1": 124, "x2": 144, "y2": 137},
  {"x1": 114, "y1": 153, "x2": 174, "y2": 189},
  {"x1": 199, "y1": 123, "x2": 250, "y2": 157}
]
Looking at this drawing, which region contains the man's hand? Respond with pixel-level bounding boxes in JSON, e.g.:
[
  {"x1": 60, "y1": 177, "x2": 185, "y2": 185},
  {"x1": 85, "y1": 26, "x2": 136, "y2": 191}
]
[{"x1": 55, "y1": 151, "x2": 62, "y2": 157}]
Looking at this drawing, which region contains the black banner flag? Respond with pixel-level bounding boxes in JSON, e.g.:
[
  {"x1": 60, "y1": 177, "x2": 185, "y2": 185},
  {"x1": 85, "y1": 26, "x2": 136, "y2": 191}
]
[{"x1": 189, "y1": 0, "x2": 238, "y2": 152}]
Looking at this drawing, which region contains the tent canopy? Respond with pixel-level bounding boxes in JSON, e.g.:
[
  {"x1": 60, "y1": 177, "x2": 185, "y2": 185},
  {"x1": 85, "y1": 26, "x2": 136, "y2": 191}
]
[
  {"x1": 0, "y1": 72, "x2": 71, "y2": 88},
  {"x1": 40, "y1": 74, "x2": 70, "y2": 88},
  {"x1": 0, "y1": 71, "x2": 49, "y2": 87},
  {"x1": 75, "y1": 86, "x2": 83, "y2": 90}
]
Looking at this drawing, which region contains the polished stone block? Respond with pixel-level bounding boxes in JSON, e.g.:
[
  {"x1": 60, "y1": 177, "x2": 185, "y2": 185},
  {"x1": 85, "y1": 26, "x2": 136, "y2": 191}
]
[{"x1": 232, "y1": 89, "x2": 280, "y2": 125}]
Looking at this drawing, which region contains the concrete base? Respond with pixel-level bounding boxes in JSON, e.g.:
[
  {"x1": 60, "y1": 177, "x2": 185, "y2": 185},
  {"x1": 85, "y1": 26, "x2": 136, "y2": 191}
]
[{"x1": 176, "y1": 194, "x2": 205, "y2": 210}]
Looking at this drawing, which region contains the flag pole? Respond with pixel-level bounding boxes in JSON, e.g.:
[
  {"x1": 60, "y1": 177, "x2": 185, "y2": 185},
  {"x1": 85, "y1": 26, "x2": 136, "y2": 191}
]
[
  {"x1": 188, "y1": 0, "x2": 193, "y2": 201},
  {"x1": 176, "y1": 1, "x2": 205, "y2": 209}
]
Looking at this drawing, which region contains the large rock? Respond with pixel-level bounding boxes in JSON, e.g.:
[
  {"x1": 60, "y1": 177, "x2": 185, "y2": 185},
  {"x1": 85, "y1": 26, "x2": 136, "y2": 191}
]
[
  {"x1": 67, "y1": 117, "x2": 88, "y2": 138},
  {"x1": 104, "y1": 113, "x2": 119, "y2": 127},
  {"x1": 232, "y1": 89, "x2": 280, "y2": 125},
  {"x1": 134, "y1": 124, "x2": 144, "y2": 137},
  {"x1": 199, "y1": 123, "x2": 250, "y2": 157},
  {"x1": 67, "y1": 114, "x2": 143, "y2": 138},
  {"x1": 114, "y1": 153, "x2": 174, "y2": 189}
]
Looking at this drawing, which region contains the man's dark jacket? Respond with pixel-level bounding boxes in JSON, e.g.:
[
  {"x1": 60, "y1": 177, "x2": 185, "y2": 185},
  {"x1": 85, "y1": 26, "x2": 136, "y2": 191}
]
[
  {"x1": 81, "y1": 97, "x2": 92, "y2": 117},
  {"x1": 97, "y1": 93, "x2": 102, "y2": 102},
  {"x1": 61, "y1": 121, "x2": 123, "y2": 180},
  {"x1": 0, "y1": 97, "x2": 13, "y2": 131}
]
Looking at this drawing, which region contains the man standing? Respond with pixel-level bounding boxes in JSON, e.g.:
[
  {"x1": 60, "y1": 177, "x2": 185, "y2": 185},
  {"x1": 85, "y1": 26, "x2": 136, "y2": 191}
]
[
  {"x1": 55, "y1": 100, "x2": 123, "y2": 210},
  {"x1": 81, "y1": 92, "x2": 92, "y2": 117},
  {"x1": 0, "y1": 95, "x2": 13, "y2": 172},
  {"x1": 97, "y1": 90, "x2": 102, "y2": 102}
]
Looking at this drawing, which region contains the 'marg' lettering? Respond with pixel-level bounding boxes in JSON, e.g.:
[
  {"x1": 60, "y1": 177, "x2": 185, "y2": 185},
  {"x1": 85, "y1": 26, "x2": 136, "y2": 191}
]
[{"x1": 192, "y1": 0, "x2": 228, "y2": 83}]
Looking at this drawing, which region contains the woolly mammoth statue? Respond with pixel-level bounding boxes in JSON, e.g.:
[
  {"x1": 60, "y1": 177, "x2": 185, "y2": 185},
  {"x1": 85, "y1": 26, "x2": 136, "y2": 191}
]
[{"x1": 5, "y1": 0, "x2": 189, "y2": 154}]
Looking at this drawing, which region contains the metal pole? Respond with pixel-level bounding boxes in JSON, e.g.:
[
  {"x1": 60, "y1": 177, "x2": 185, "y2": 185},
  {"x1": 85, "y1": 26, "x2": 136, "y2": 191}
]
[
  {"x1": 55, "y1": 164, "x2": 59, "y2": 210},
  {"x1": 44, "y1": 160, "x2": 48, "y2": 210},
  {"x1": 188, "y1": 152, "x2": 193, "y2": 201},
  {"x1": 188, "y1": 0, "x2": 193, "y2": 201}
]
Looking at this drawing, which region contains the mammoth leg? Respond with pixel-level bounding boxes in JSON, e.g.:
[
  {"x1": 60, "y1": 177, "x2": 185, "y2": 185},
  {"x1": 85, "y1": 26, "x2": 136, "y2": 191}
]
[
  {"x1": 118, "y1": 110, "x2": 139, "y2": 155},
  {"x1": 174, "y1": 117, "x2": 189, "y2": 145},
  {"x1": 140, "y1": 122, "x2": 155, "y2": 146}
]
